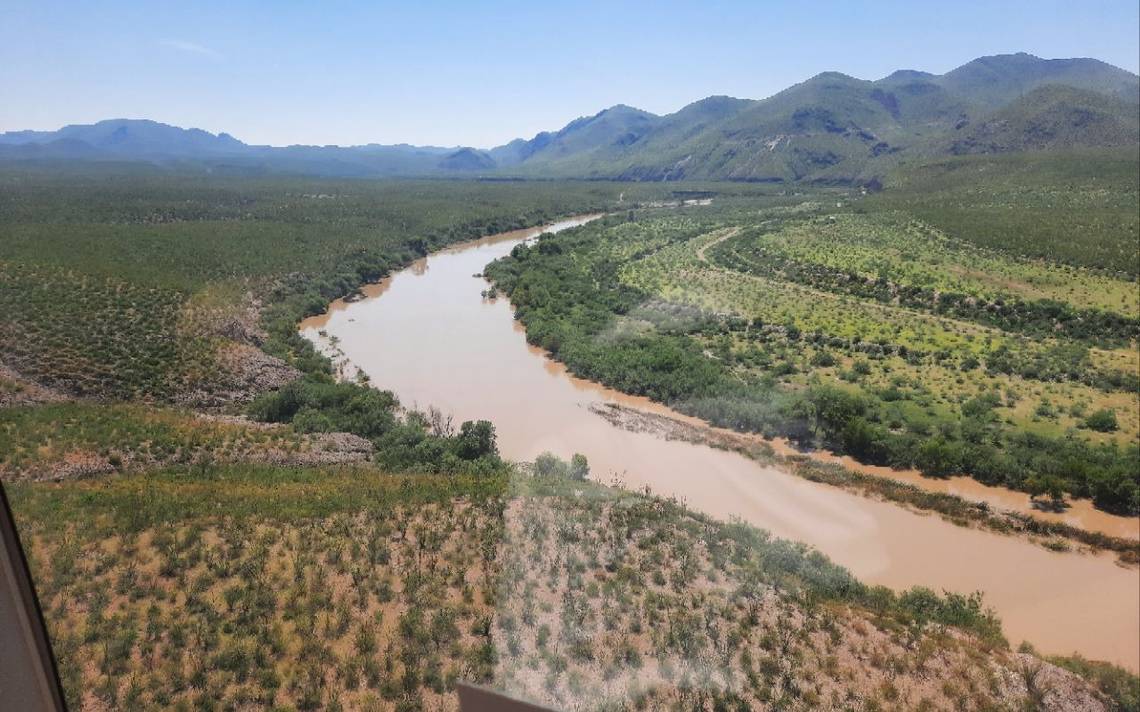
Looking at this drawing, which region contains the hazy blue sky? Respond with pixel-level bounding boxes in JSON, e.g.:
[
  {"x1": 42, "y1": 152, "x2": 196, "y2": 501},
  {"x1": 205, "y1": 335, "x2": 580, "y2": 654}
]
[{"x1": 3, "y1": 1, "x2": 1137, "y2": 148}]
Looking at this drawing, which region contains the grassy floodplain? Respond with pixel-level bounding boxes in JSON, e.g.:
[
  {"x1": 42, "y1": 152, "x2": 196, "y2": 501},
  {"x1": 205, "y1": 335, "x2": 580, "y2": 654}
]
[{"x1": 486, "y1": 153, "x2": 1140, "y2": 516}]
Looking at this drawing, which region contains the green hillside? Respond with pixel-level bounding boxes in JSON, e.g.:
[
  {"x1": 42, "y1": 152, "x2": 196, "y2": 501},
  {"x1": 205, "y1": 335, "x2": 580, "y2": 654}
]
[
  {"x1": 940, "y1": 85, "x2": 1140, "y2": 154},
  {"x1": 488, "y1": 105, "x2": 660, "y2": 167},
  {"x1": 936, "y1": 53, "x2": 1140, "y2": 109},
  {"x1": 490, "y1": 53, "x2": 1139, "y2": 184}
]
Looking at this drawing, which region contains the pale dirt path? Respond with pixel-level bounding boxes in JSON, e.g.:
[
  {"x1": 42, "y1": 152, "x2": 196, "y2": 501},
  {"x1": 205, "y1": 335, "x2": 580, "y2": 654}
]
[{"x1": 694, "y1": 226, "x2": 742, "y2": 262}]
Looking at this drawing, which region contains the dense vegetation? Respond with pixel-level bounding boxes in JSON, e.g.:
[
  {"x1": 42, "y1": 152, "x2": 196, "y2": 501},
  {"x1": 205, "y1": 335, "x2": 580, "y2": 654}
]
[
  {"x1": 248, "y1": 379, "x2": 503, "y2": 475},
  {"x1": 0, "y1": 168, "x2": 668, "y2": 401},
  {"x1": 486, "y1": 181, "x2": 1140, "y2": 514},
  {"x1": 0, "y1": 261, "x2": 212, "y2": 399},
  {"x1": 877, "y1": 150, "x2": 1140, "y2": 275}
]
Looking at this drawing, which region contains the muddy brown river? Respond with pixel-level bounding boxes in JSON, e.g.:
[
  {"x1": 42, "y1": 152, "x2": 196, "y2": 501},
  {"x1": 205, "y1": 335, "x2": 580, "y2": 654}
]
[{"x1": 301, "y1": 216, "x2": 1140, "y2": 670}]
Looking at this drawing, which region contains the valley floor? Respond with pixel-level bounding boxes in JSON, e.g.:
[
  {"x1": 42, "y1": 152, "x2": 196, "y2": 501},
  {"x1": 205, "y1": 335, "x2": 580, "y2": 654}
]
[{"x1": 1, "y1": 170, "x2": 1137, "y2": 710}]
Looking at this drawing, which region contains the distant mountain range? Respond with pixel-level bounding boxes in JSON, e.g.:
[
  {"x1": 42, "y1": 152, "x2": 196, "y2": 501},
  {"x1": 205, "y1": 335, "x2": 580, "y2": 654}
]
[
  {"x1": 2, "y1": 53, "x2": 1137, "y2": 183},
  {"x1": 0, "y1": 119, "x2": 464, "y2": 178}
]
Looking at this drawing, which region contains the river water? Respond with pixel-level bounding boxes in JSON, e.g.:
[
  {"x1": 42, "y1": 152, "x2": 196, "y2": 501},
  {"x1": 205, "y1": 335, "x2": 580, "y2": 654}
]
[{"x1": 300, "y1": 217, "x2": 1140, "y2": 670}]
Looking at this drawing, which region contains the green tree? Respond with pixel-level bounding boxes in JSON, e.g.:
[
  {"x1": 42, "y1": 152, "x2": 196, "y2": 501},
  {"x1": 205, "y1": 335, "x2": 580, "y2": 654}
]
[
  {"x1": 534, "y1": 452, "x2": 567, "y2": 477},
  {"x1": 570, "y1": 453, "x2": 590, "y2": 480},
  {"x1": 915, "y1": 437, "x2": 961, "y2": 478},
  {"x1": 1043, "y1": 475, "x2": 1067, "y2": 510},
  {"x1": 455, "y1": 420, "x2": 497, "y2": 460}
]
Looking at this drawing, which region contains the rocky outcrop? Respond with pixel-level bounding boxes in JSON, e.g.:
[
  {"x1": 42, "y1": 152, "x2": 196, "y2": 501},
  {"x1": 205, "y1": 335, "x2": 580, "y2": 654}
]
[
  {"x1": 175, "y1": 342, "x2": 300, "y2": 409},
  {"x1": 992, "y1": 654, "x2": 1112, "y2": 712},
  {"x1": 1, "y1": 416, "x2": 374, "y2": 483}
]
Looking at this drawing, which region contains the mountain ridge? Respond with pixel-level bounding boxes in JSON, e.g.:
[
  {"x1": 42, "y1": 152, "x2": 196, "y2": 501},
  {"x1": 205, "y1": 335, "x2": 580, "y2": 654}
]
[
  {"x1": 2, "y1": 53, "x2": 1136, "y2": 182},
  {"x1": 492, "y1": 53, "x2": 1137, "y2": 182}
]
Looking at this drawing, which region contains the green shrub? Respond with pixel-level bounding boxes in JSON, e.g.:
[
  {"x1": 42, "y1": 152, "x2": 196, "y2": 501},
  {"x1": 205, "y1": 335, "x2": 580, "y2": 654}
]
[{"x1": 1085, "y1": 409, "x2": 1119, "y2": 433}]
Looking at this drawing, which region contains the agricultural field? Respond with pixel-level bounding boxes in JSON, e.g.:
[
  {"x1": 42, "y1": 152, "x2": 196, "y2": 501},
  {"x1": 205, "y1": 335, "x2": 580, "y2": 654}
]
[
  {"x1": 9, "y1": 461, "x2": 1125, "y2": 711},
  {"x1": 487, "y1": 184, "x2": 1140, "y2": 515}
]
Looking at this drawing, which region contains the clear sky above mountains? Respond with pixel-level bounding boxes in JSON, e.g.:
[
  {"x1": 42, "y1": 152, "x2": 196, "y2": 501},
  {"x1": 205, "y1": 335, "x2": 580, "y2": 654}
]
[{"x1": 2, "y1": 0, "x2": 1138, "y2": 148}]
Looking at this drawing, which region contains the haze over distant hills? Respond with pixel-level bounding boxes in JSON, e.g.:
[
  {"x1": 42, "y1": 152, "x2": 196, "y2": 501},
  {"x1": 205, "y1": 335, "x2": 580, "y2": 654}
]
[{"x1": 2, "y1": 53, "x2": 1137, "y2": 183}]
